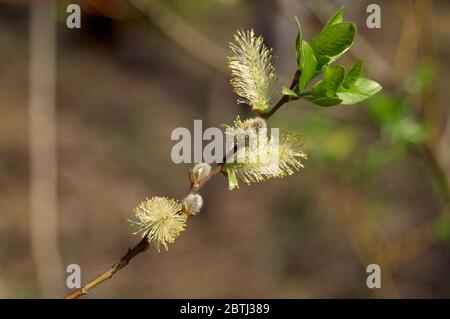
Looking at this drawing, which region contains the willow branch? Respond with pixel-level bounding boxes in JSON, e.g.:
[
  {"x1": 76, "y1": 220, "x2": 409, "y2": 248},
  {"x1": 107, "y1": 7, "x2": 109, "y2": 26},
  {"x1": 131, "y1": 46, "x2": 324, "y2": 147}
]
[{"x1": 65, "y1": 70, "x2": 301, "y2": 299}]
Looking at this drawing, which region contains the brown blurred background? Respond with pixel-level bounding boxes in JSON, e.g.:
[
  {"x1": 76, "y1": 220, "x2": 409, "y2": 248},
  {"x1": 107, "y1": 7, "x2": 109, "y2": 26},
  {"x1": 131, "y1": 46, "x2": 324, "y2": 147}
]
[{"x1": 0, "y1": 0, "x2": 450, "y2": 298}]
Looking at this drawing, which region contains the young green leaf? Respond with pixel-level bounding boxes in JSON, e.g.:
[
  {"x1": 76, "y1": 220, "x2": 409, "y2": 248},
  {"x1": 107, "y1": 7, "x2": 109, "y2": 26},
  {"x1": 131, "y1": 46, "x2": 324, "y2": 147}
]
[
  {"x1": 225, "y1": 167, "x2": 239, "y2": 190},
  {"x1": 298, "y1": 41, "x2": 317, "y2": 91},
  {"x1": 313, "y1": 65, "x2": 345, "y2": 98},
  {"x1": 282, "y1": 86, "x2": 298, "y2": 98},
  {"x1": 295, "y1": 16, "x2": 303, "y2": 68},
  {"x1": 337, "y1": 77, "x2": 382, "y2": 104},
  {"x1": 323, "y1": 6, "x2": 345, "y2": 30},
  {"x1": 315, "y1": 55, "x2": 332, "y2": 72},
  {"x1": 310, "y1": 22, "x2": 356, "y2": 62},
  {"x1": 342, "y1": 60, "x2": 363, "y2": 89}
]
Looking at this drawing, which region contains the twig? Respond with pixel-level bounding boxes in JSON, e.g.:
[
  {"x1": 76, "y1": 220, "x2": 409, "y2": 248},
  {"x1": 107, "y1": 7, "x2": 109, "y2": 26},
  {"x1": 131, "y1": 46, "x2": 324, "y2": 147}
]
[
  {"x1": 65, "y1": 237, "x2": 149, "y2": 299},
  {"x1": 65, "y1": 67, "x2": 301, "y2": 299}
]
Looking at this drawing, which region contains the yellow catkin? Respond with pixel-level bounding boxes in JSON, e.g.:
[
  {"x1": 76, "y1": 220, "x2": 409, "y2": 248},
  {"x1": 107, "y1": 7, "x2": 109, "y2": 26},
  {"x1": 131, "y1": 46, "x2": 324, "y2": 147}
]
[
  {"x1": 131, "y1": 197, "x2": 187, "y2": 252},
  {"x1": 228, "y1": 30, "x2": 277, "y2": 111}
]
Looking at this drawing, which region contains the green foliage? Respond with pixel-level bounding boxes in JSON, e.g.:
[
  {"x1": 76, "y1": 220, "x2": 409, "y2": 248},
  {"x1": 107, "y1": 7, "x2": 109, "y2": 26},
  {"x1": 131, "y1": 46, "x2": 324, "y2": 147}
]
[
  {"x1": 286, "y1": 6, "x2": 382, "y2": 107},
  {"x1": 350, "y1": 91, "x2": 426, "y2": 183},
  {"x1": 282, "y1": 87, "x2": 298, "y2": 98},
  {"x1": 224, "y1": 6, "x2": 385, "y2": 189},
  {"x1": 433, "y1": 215, "x2": 450, "y2": 245},
  {"x1": 295, "y1": 16, "x2": 303, "y2": 68},
  {"x1": 408, "y1": 59, "x2": 435, "y2": 96},
  {"x1": 298, "y1": 41, "x2": 317, "y2": 91},
  {"x1": 311, "y1": 65, "x2": 345, "y2": 105},
  {"x1": 310, "y1": 23, "x2": 356, "y2": 65},
  {"x1": 306, "y1": 63, "x2": 381, "y2": 107},
  {"x1": 365, "y1": 93, "x2": 426, "y2": 146},
  {"x1": 341, "y1": 61, "x2": 363, "y2": 89},
  {"x1": 323, "y1": 5, "x2": 345, "y2": 29}
]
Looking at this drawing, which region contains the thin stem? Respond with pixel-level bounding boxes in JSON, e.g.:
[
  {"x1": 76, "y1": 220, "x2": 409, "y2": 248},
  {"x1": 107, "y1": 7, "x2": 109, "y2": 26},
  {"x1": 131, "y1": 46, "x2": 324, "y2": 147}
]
[{"x1": 65, "y1": 69, "x2": 302, "y2": 299}]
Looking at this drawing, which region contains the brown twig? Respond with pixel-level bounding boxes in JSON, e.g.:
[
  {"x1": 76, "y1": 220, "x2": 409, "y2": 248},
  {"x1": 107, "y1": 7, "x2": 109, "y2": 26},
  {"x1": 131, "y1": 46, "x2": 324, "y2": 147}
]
[
  {"x1": 65, "y1": 237, "x2": 149, "y2": 299},
  {"x1": 65, "y1": 67, "x2": 301, "y2": 299},
  {"x1": 65, "y1": 162, "x2": 223, "y2": 299}
]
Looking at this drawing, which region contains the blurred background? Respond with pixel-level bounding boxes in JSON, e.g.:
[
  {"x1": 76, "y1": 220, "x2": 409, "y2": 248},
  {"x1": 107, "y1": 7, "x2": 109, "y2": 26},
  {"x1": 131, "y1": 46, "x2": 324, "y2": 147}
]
[{"x1": 0, "y1": 0, "x2": 450, "y2": 298}]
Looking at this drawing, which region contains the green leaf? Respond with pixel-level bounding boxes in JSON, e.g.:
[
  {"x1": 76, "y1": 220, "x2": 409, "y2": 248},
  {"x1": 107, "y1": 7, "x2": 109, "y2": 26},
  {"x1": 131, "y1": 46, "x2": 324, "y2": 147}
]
[
  {"x1": 298, "y1": 41, "x2": 317, "y2": 91},
  {"x1": 225, "y1": 167, "x2": 239, "y2": 190},
  {"x1": 311, "y1": 22, "x2": 356, "y2": 61},
  {"x1": 309, "y1": 65, "x2": 346, "y2": 107},
  {"x1": 323, "y1": 6, "x2": 345, "y2": 30},
  {"x1": 252, "y1": 102, "x2": 269, "y2": 113},
  {"x1": 295, "y1": 16, "x2": 303, "y2": 68},
  {"x1": 315, "y1": 55, "x2": 332, "y2": 72},
  {"x1": 337, "y1": 77, "x2": 382, "y2": 104},
  {"x1": 313, "y1": 65, "x2": 345, "y2": 98},
  {"x1": 282, "y1": 86, "x2": 298, "y2": 98},
  {"x1": 342, "y1": 60, "x2": 363, "y2": 89},
  {"x1": 310, "y1": 96, "x2": 343, "y2": 107}
]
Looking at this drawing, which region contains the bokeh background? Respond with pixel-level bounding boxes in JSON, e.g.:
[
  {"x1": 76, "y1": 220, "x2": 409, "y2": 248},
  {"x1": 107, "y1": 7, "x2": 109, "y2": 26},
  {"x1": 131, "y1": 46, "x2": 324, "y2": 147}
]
[{"x1": 1, "y1": 0, "x2": 450, "y2": 298}]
